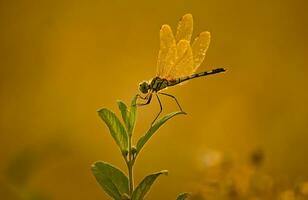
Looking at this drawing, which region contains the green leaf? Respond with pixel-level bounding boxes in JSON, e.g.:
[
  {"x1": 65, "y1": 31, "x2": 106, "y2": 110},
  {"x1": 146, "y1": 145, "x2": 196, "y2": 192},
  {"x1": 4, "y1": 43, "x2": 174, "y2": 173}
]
[
  {"x1": 176, "y1": 193, "x2": 190, "y2": 200},
  {"x1": 132, "y1": 170, "x2": 168, "y2": 200},
  {"x1": 117, "y1": 101, "x2": 130, "y2": 131},
  {"x1": 91, "y1": 161, "x2": 129, "y2": 200},
  {"x1": 136, "y1": 111, "x2": 186, "y2": 154},
  {"x1": 117, "y1": 95, "x2": 137, "y2": 136},
  {"x1": 98, "y1": 108, "x2": 128, "y2": 153}
]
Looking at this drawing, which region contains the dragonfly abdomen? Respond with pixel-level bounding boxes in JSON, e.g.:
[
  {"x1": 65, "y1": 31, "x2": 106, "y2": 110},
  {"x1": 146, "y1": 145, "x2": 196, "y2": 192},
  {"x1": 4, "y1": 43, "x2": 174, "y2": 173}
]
[{"x1": 168, "y1": 68, "x2": 226, "y2": 86}]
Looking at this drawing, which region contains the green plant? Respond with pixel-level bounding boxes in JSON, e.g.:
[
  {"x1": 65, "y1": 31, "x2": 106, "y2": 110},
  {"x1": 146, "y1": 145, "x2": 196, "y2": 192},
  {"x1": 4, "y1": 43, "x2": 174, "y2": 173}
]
[{"x1": 91, "y1": 95, "x2": 188, "y2": 200}]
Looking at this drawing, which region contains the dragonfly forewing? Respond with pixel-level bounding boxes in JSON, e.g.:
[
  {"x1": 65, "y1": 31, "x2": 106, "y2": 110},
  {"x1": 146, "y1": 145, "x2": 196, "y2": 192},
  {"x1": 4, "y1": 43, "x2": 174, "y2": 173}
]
[{"x1": 156, "y1": 25, "x2": 177, "y2": 78}]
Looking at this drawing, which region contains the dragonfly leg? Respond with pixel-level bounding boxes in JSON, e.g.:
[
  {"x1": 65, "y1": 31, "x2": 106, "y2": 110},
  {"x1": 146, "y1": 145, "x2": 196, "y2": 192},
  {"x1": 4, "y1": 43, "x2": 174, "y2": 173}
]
[
  {"x1": 136, "y1": 94, "x2": 147, "y2": 100},
  {"x1": 136, "y1": 93, "x2": 152, "y2": 106},
  {"x1": 151, "y1": 93, "x2": 163, "y2": 125},
  {"x1": 158, "y1": 92, "x2": 183, "y2": 112}
]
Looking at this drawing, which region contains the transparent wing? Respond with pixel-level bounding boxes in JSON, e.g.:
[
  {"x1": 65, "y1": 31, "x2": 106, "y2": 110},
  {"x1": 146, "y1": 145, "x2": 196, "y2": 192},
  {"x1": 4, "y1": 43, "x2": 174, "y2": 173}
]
[
  {"x1": 192, "y1": 31, "x2": 211, "y2": 70},
  {"x1": 166, "y1": 40, "x2": 194, "y2": 79},
  {"x1": 175, "y1": 13, "x2": 193, "y2": 43},
  {"x1": 156, "y1": 25, "x2": 177, "y2": 78}
]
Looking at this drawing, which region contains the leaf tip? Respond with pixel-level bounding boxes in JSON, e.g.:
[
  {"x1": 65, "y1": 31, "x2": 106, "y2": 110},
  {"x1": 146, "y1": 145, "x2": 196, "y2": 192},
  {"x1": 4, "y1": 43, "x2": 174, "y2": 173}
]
[
  {"x1": 97, "y1": 108, "x2": 108, "y2": 115},
  {"x1": 176, "y1": 192, "x2": 191, "y2": 200},
  {"x1": 161, "y1": 170, "x2": 169, "y2": 175},
  {"x1": 116, "y1": 99, "x2": 126, "y2": 105},
  {"x1": 91, "y1": 161, "x2": 103, "y2": 168}
]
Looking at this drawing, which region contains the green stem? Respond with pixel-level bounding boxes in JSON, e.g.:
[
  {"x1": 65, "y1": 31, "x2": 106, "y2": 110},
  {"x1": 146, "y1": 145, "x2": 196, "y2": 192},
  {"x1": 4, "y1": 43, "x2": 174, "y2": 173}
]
[
  {"x1": 128, "y1": 160, "x2": 133, "y2": 196},
  {"x1": 127, "y1": 135, "x2": 134, "y2": 197}
]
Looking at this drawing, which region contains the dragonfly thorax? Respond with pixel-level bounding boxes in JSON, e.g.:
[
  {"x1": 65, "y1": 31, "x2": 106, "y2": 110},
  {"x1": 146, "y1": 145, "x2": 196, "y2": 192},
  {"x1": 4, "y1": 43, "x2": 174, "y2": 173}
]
[{"x1": 150, "y1": 77, "x2": 168, "y2": 92}]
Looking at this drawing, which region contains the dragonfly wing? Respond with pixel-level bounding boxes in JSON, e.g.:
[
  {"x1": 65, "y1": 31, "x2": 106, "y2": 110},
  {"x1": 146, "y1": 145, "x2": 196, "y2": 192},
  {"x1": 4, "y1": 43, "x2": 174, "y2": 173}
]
[
  {"x1": 156, "y1": 25, "x2": 177, "y2": 78},
  {"x1": 192, "y1": 31, "x2": 211, "y2": 70},
  {"x1": 175, "y1": 13, "x2": 193, "y2": 43},
  {"x1": 166, "y1": 40, "x2": 194, "y2": 79}
]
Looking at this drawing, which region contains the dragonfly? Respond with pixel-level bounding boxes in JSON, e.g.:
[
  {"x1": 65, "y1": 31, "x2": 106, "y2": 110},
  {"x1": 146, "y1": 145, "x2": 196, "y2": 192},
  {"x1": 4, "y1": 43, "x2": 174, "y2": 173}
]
[{"x1": 137, "y1": 14, "x2": 226, "y2": 123}]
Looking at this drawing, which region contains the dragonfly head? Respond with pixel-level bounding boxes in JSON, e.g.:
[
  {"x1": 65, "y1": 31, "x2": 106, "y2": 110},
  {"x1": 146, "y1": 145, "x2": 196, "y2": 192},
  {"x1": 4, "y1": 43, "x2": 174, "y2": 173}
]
[{"x1": 139, "y1": 81, "x2": 150, "y2": 94}]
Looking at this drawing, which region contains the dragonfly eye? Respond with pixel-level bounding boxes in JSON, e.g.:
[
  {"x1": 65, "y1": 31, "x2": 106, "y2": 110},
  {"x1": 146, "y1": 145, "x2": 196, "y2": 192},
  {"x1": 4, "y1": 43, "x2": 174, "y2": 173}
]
[{"x1": 139, "y1": 81, "x2": 149, "y2": 94}]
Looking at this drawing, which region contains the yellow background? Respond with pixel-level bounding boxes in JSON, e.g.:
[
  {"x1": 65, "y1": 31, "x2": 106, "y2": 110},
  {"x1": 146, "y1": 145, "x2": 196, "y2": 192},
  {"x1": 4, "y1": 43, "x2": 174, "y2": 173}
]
[{"x1": 1, "y1": 0, "x2": 308, "y2": 199}]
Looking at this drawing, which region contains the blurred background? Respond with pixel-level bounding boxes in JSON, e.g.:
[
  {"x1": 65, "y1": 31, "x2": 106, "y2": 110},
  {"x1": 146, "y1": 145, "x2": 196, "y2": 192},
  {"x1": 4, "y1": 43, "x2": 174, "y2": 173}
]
[{"x1": 1, "y1": 0, "x2": 308, "y2": 199}]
